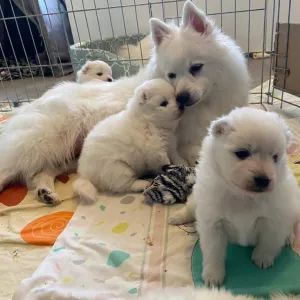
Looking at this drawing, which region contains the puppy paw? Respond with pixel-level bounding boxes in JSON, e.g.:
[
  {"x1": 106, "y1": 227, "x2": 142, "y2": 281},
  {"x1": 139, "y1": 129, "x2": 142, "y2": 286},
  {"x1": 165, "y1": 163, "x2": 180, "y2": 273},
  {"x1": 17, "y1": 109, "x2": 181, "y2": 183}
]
[
  {"x1": 285, "y1": 232, "x2": 295, "y2": 246},
  {"x1": 169, "y1": 211, "x2": 188, "y2": 225},
  {"x1": 251, "y1": 248, "x2": 275, "y2": 269},
  {"x1": 202, "y1": 267, "x2": 225, "y2": 287},
  {"x1": 168, "y1": 207, "x2": 195, "y2": 225},
  {"x1": 131, "y1": 180, "x2": 150, "y2": 193},
  {"x1": 37, "y1": 188, "x2": 61, "y2": 205}
]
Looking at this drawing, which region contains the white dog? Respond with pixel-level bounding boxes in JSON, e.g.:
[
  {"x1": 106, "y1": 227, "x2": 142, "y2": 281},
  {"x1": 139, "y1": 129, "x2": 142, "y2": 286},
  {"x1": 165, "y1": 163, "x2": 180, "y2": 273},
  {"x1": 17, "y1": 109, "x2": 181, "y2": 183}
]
[
  {"x1": 169, "y1": 107, "x2": 300, "y2": 287},
  {"x1": 73, "y1": 79, "x2": 183, "y2": 201},
  {"x1": 135, "y1": 286, "x2": 300, "y2": 300},
  {"x1": 76, "y1": 60, "x2": 113, "y2": 83},
  {"x1": 0, "y1": 1, "x2": 248, "y2": 204}
]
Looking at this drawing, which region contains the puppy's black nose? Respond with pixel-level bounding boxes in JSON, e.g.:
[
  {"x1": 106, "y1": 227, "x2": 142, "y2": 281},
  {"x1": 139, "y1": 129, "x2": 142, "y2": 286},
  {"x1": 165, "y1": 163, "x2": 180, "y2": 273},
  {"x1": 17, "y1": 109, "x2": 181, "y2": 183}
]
[
  {"x1": 176, "y1": 91, "x2": 190, "y2": 106},
  {"x1": 107, "y1": 78, "x2": 112, "y2": 82},
  {"x1": 254, "y1": 175, "x2": 270, "y2": 189}
]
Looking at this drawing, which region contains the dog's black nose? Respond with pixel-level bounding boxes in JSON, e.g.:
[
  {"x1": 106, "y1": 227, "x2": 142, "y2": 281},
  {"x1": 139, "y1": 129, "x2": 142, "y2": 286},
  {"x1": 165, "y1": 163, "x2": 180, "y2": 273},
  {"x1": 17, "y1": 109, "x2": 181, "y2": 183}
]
[
  {"x1": 107, "y1": 78, "x2": 112, "y2": 82},
  {"x1": 254, "y1": 175, "x2": 270, "y2": 189},
  {"x1": 176, "y1": 91, "x2": 190, "y2": 106}
]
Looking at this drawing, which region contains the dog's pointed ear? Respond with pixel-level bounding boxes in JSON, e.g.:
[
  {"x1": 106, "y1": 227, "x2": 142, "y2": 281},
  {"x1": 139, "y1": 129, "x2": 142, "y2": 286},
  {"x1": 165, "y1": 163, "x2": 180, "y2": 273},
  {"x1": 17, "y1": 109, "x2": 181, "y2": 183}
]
[
  {"x1": 150, "y1": 18, "x2": 171, "y2": 47},
  {"x1": 210, "y1": 117, "x2": 233, "y2": 137},
  {"x1": 181, "y1": 1, "x2": 210, "y2": 34}
]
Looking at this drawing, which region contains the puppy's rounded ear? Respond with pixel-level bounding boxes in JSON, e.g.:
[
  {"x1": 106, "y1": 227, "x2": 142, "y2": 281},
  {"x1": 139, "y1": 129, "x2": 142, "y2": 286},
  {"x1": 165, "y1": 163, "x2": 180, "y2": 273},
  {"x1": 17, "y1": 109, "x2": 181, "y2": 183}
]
[
  {"x1": 150, "y1": 18, "x2": 171, "y2": 47},
  {"x1": 181, "y1": 1, "x2": 212, "y2": 34},
  {"x1": 136, "y1": 87, "x2": 148, "y2": 105},
  {"x1": 210, "y1": 116, "x2": 233, "y2": 137},
  {"x1": 81, "y1": 61, "x2": 91, "y2": 74},
  {"x1": 279, "y1": 117, "x2": 292, "y2": 146}
]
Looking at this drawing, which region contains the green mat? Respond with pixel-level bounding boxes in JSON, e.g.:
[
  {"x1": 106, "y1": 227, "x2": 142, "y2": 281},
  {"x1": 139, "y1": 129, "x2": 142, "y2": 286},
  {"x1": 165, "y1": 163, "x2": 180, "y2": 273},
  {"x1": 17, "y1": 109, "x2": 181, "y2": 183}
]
[{"x1": 192, "y1": 240, "x2": 300, "y2": 298}]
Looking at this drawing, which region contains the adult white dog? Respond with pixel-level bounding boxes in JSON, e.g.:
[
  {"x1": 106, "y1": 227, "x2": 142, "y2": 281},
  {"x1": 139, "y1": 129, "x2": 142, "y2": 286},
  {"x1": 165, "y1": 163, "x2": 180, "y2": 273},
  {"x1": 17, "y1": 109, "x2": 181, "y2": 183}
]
[
  {"x1": 73, "y1": 79, "x2": 183, "y2": 202},
  {"x1": 0, "y1": 1, "x2": 248, "y2": 204},
  {"x1": 169, "y1": 108, "x2": 300, "y2": 287}
]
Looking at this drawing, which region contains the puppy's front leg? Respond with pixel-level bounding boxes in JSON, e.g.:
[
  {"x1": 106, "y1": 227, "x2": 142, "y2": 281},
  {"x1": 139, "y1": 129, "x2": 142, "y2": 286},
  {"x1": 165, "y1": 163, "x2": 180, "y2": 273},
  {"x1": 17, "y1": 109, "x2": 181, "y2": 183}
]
[
  {"x1": 168, "y1": 137, "x2": 189, "y2": 166},
  {"x1": 252, "y1": 218, "x2": 287, "y2": 269},
  {"x1": 199, "y1": 221, "x2": 227, "y2": 287}
]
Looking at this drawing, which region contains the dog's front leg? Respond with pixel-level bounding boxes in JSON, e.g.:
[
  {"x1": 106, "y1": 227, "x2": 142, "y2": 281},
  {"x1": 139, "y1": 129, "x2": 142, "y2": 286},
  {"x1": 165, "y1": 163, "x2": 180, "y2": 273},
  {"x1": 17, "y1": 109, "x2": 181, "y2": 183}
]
[
  {"x1": 178, "y1": 144, "x2": 200, "y2": 167},
  {"x1": 198, "y1": 221, "x2": 227, "y2": 287},
  {"x1": 168, "y1": 137, "x2": 189, "y2": 166},
  {"x1": 168, "y1": 147, "x2": 189, "y2": 166},
  {"x1": 252, "y1": 218, "x2": 287, "y2": 269}
]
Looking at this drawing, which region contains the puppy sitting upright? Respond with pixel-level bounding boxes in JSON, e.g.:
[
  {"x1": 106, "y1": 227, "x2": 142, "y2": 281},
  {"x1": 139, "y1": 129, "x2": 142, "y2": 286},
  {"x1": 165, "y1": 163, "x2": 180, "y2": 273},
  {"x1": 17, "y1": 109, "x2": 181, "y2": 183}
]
[
  {"x1": 73, "y1": 79, "x2": 184, "y2": 202},
  {"x1": 169, "y1": 107, "x2": 300, "y2": 287},
  {"x1": 76, "y1": 60, "x2": 113, "y2": 83}
]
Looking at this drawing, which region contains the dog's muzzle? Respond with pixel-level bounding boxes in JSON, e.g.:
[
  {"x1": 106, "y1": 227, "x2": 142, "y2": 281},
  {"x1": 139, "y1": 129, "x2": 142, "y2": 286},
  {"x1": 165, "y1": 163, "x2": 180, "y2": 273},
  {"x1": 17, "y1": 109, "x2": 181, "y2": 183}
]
[
  {"x1": 176, "y1": 91, "x2": 196, "y2": 107},
  {"x1": 251, "y1": 175, "x2": 271, "y2": 192}
]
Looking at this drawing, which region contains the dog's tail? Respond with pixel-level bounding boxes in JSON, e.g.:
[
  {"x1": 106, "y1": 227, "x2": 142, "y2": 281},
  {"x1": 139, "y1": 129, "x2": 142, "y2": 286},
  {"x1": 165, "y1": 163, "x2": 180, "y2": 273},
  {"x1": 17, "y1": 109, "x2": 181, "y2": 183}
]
[{"x1": 73, "y1": 177, "x2": 98, "y2": 204}]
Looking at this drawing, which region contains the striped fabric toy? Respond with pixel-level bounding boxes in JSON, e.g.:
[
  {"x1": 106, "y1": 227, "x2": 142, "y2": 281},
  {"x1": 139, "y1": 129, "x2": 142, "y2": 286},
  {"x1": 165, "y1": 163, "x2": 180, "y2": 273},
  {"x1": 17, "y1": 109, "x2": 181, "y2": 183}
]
[{"x1": 143, "y1": 165, "x2": 196, "y2": 205}]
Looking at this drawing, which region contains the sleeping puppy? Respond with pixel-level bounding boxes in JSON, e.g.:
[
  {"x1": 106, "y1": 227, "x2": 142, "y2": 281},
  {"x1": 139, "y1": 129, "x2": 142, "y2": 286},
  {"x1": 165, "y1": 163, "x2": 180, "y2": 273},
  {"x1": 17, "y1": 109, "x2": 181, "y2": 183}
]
[
  {"x1": 73, "y1": 79, "x2": 184, "y2": 202},
  {"x1": 169, "y1": 107, "x2": 300, "y2": 287},
  {"x1": 76, "y1": 60, "x2": 113, "y2": 83}
]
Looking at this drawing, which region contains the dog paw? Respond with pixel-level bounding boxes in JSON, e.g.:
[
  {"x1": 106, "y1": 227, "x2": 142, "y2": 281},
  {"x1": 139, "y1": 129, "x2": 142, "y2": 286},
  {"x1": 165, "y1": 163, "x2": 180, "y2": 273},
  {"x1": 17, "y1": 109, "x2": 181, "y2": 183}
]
[
  {"x1": 168, "y1": 211, "x2": 187, "y2": 225},
  {"x1": 202, "y1": 267, "x2": 225, "y2": 287},
  {"x1": 37, "y1": 188, "x2": 61, "y2": 205},
  {"x1": 285, "y1": 232, "x2": 295, "y2": 246},
  {"x1": 131, "y1": 180, "x2": 150, "y2": 193},
  {"x1": 251, "y1": 248, "x2": 275, "y2": 269},
  {"x1": 168, "y1": 207, "x2": 195, "y2": 225}
]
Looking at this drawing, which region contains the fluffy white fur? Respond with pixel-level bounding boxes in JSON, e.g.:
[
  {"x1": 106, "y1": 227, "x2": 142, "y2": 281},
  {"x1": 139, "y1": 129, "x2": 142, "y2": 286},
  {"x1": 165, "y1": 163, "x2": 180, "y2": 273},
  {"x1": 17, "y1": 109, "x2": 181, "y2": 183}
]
[
  {"x1": 169, "y1": 107, "x2": 300, "y2": 287},
  {"x1": 135, "y1": 286, "x2": 300, "y2": 300},
  {"x1": 0, "y1": 1, "x2": 248, "y2": 204},
  {"x1": 118, "y1": 35, "x2": 152, "y2": 65},
  {"x1": 76, "y1": 60, "x2": 113, "y2": 83},
  {"x1": 73, "y1": 79, "x2": 183, "y2": 202}
]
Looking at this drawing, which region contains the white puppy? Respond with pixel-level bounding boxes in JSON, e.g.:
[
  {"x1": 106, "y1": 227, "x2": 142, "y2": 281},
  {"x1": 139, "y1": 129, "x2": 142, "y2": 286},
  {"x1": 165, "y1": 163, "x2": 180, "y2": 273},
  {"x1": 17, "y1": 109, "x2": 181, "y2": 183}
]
[
  {"x1": 169, "y1": 107, "x2": 300, "y2": 287},
  {"x1": 135, "y1": 286, "x2": 300, "y2": 300},
  {"x1": 76, "y1": 60, "x2": 113, "y2": 83},
  {"x1": 0, "y1": 1, "x2": 248, "y2": 203},
  {"x1": 73, "y1": 79, "x2": 183, "y2": 201}
]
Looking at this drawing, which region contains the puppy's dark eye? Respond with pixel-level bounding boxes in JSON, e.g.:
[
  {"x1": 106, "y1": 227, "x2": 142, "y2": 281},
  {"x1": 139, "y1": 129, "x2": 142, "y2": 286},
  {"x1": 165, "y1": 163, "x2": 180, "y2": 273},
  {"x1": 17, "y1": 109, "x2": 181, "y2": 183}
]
[
  {"x1": 234, "y1": 150, "x2": 250, "y2": 160},
  {"x1": 273, "y1": 154, "x2": 278, "y2": 163},
  {"x1": 190, "y1": 64, "x2": 204, "y2": 75},
  {"x1": 168, "y1": 73, "x2": 176, "y2": 79},
  {"x1": 97, "y1": 72, "x2": 103, "y2": 76},
  {"x1": 160, "y1": 100, "x2": 168, "y2": 107}
]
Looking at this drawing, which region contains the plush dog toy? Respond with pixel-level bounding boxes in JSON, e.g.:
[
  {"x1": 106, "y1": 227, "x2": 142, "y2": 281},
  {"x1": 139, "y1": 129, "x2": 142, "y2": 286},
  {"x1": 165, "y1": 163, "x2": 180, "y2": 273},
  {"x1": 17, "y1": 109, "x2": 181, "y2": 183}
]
[{"x1": 143, "y1": 165, "x2": 196, "y2": 205}]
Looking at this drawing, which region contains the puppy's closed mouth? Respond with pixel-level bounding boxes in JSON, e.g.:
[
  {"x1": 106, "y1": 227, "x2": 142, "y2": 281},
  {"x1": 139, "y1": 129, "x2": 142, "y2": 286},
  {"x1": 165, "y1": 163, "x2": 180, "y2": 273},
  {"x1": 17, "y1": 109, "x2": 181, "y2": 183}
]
[{"x1": 231, "y1": 181, "x2": 271, "y2": 195}]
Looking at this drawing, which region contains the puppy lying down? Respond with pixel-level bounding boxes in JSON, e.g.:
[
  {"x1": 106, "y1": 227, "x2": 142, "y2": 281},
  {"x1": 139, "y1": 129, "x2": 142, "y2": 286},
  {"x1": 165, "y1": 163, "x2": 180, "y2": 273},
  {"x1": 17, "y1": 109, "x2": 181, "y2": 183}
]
[
  {"x1": 73, "y1": 78, "x2": 184, "y2": 202},
  {"x1": 76, "y1": 60, "x2": 113, "y2": 83},
  {"x1": 169, "y1": 107, "x2": 300, "y2": 287}
]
